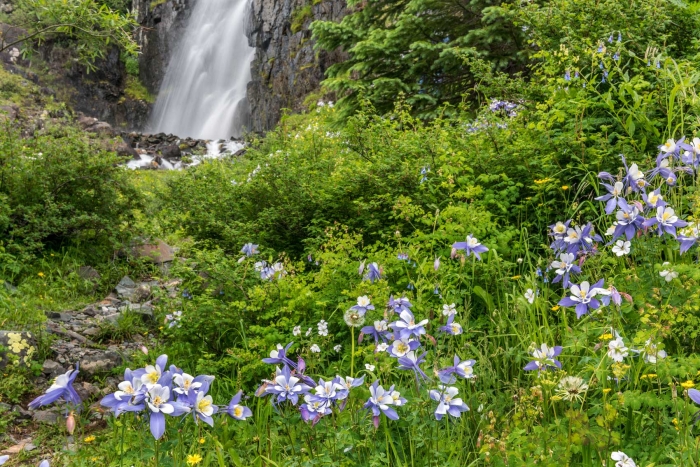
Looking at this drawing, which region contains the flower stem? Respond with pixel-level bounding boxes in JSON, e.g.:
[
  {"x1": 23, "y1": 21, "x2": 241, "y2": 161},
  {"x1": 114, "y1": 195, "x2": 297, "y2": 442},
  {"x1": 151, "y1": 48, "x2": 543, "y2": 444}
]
[{"x1": 351, "y1": 326, "x2": 355, "y2": 377}]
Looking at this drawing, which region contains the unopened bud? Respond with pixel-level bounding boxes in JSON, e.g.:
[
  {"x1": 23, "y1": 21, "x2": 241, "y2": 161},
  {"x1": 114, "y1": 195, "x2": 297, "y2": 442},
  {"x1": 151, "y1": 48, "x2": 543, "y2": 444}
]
[
  {"x1": 66, "y1": 412, "x2": 76, "y2": 435},
  {"x1": 140, "y1": 346, "x2": 148, "y2": 355}
]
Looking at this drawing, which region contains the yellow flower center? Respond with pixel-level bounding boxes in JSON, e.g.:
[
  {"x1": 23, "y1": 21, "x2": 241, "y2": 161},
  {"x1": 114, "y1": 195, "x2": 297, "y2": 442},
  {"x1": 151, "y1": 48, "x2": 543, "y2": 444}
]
[
  {"x1": 234, "y1": 406, "x2": 243, "y2": 418},
  {"x1": 152, "y1": 396, "x2": 163, "y2": 406},
  {"x1": 197, "y1": 398, "x2": 211, "y2": 412},
  {"x1": 147, "y1": 371, "x2": 159, "y2": 384}
]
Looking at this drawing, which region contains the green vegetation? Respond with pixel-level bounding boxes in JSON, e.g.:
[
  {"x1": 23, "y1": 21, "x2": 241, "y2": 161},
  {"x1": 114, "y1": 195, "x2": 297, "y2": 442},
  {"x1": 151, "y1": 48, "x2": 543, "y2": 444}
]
[
  {"x1": 124, "y1": 75, "x2": 155, "y2": 103},
  {"x1": 6, "y1": 0, "x2": 700, "y2": 465}
]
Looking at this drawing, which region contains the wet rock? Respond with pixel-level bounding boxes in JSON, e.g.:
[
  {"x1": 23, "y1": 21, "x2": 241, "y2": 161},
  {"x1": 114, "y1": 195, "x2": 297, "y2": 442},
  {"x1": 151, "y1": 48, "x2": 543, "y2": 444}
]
[
  {"x1": 160, "y1": 144, "x2": 181, "y2": 159},
  {"x1": 47, "y1": 312, "x2": 73, "y2": 322},
  {"x1": 12, "y1": 405, "x2": 32, "y2": 420}
]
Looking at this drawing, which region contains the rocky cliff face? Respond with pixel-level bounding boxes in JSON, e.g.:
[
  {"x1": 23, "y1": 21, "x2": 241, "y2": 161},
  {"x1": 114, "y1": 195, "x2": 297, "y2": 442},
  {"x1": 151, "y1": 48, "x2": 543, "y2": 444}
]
[
  {"x1": 246, "y1": 0, "x2": 347, "y2": 132},
  {"x1": 133, "y1": 0, "x2": 194, "y2": 95},
  {"x1": 134, "y1": 0, "x2": 347, "y2": 133}
]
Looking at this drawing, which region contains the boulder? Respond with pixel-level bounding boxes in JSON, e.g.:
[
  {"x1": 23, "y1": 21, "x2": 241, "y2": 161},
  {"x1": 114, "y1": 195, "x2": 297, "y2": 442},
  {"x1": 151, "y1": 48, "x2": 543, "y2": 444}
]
[
  {"x1": 78, "y1": 266, "x2": 101, "y2": 281},
  {"x1": 0, "y1": 331, "x2": 36, "y2": 368},
  {"x1": 41, "y1": 359, "x2": 65, "y2": 378},
  {"x1": 131, "y1": 238, "x2": 175, "y2": 264},
  {"x1": 80, "y1": 350, "x2": 122, "y2": 375},
  {"x1": 160, "y1": 144, "x2": 182, "y2": 159},
  {"x1": 32, "y1": 410, "x2": 59, "y2": 424}
]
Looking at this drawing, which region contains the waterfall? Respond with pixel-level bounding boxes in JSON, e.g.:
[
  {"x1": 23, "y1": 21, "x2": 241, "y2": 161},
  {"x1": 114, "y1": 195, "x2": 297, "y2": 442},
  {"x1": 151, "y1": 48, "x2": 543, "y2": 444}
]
[{"x1": 148, "y1": 0, "x2": 255, "y2": 140}]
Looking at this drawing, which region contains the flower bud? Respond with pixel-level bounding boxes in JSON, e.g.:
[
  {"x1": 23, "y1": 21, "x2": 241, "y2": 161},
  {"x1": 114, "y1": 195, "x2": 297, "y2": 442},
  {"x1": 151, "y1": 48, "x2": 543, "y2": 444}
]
[
  {"x1": 140, "y1": 346, "x2": 148, "y2": 355},
  {"x1": 66, "y1": 412, "x2": 76, "y2": 435}
]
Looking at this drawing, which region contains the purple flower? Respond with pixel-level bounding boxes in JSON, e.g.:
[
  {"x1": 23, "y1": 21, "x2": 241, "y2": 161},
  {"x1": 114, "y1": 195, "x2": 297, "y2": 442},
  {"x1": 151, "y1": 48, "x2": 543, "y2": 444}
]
[
  {"x1": 643, "y1": 206, "x2": 688, "y2": 237},
  {"x1": 429, "y1": 386, "x2": 469, "y2": 420},
  {"x1": 388, "y1": 337, "x2": 421, "y2": 357},
  {"x1": 642, "y1": 188, "x2": 666, "y2": 211},
  {"x1": 350, "y1": 296, "x2": 375, "y2": 316},
  {"x1": 240, "y1": 243, "x2": 259, "y2": 257},
  {"x1": 264, "y1": 365, "x2": 311, "y2": 405},
  {"x1": 363, "y1": 381, "x2": 400, "y2": 428},
  {"x1": 438, "y1": 355, "x2": 476, "y2": 383},
  {"x1": 397, "y1": 253, "x2": 409, "y2": 260},
  {"x1": 620, "y1": 155, "x2": 647, "y2": 193},
  {"x1": 451, "y1": 235, "x2": 488, "y2": 260},
  {"x1": 145, "y1": 384, "x2": 191, "y2": 439},
  {"x1": 678, "y1": 223, "x2": 699, "y2": 254},
  {"x1": 549, "y1": 220, "x2": 571, "y2": 252},
  {"x1": 595, "y1": 181, "x2": 625, "y2": 214},
  {"x1": 550, "y1": 252, "x2": 581, "y2": 288},
  {"x1": 658, "y1": 137, "x2": 687, "y2": 159},
  {"x1": 438, "y1": 314, "x2": 463, "y2": 335},
  {"x1": 364, "y1": 262, "x2": 383, "y2": 283},
  {"x1": 397, "y1": 351, "x2": 430, "y2": 383},
  {"x1": 612, "y1": 199, "x2": 645, "y2": 240},
  {"x1": 227, "y1": 391, "x2": 253, "y2": 420},
  {"x1": 558, "y1": 280, "x2": 606, "y2": 318},
  {"x1": 649, "y1": 153, "x2": 683, "y2": 186},
  {"x1": 433, "y1": 257, "x2": 440, "y2": 271},
  {"x1": 29, "y1": 365, "x2": 81, "y2": 409},
  {"x1": 564, "y1": 223, "x2": 602, "y2": 255},
  {"x1": 100, "y1": 368, "x2": 146, "y2": 416},
  {"x1": 187, "y1": 379, "x2": 217, "y2": 427},
  {"x1": 262, "y1": 343, "x2": 297, "y2": 369},
  {"x1": 387, "y1": 295, "x2": 412, "y2": 314},
  {"x1": 360, "y1": 320, "x2": 390, "y2": 343},
  {"x1": 391, "y1": 310, "x2": 429, "y2": 339},
  {"x1": 523, "y1": 344, "x2": 562, "y2": 372}
]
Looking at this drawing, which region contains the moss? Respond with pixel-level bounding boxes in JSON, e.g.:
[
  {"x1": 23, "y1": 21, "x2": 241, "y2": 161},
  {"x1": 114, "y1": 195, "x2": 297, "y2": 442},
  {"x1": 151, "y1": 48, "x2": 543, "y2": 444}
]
[
  {"x1": 291, "y1": 5, "x2": 313, "y2": 34},
  {"x1": 149, "y1": 0, "x2": 167, "y2": 10},
  {"x1": 124, "y1": 76, "x2": 155, "y2": 103}
]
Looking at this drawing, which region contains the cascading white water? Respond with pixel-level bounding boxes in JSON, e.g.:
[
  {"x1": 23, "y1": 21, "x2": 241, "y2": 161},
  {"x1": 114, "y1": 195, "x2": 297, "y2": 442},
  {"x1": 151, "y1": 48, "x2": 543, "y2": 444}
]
[{"x1": 148, "y1": 0, "x2": 255, "y2": 140}]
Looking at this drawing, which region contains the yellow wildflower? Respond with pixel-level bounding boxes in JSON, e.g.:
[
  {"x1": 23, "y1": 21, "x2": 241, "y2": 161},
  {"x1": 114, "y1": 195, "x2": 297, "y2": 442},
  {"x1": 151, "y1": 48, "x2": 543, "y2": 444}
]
[
  {"x1": 84, "y1": 435, "x2": 96, "y2": 443},
  {"x1": 602, "y1": 388, "x2": 612, "y2": 394},
  {"x1": 534, "y1": 178, "x2": 553, "y2": 185},
  {"x1": 551, "y1": 305, "x2": 560, "y2": 311},
  {"x1": 186, "y1": 454, "x2": 203, "y2": 466},
  {"x1": 599, "y1": 333, "x2": 613, "y2": 340},
  {"x1": 199, "y1": 437, "x2": 206, "y2": 444},
  {"x1": 38, "y1": 272, "x2": 45, "y2": 278},
  {"x1": 681, "y1": 380, "x2": 695, "y2": 389},
  {"x1": 511, "y1": 275, "x2": 521, "y2": 280},
  {"x1": 561, "y1": 185, "x2": 569, "y2": 190},
  {"x1": 550, "y1": 395, "x2": 563, "y2": 402}
]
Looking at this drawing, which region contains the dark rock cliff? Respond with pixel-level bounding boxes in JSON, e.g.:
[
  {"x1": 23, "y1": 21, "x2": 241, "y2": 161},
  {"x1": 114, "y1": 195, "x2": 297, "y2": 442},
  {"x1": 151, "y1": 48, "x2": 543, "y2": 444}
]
[{"x1": 246, "y1": 0, "x2": 347, "y2": 132}]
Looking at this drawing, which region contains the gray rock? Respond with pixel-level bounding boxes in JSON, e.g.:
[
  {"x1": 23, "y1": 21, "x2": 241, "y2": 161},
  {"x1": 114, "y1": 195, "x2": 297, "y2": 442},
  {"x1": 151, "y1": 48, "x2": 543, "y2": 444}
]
[
  {"x1": 131, "y1": 238, "x2": 175, "y2": 264},
  {"x1": 3, "y1": 281, "x2": 17, "y2": 293},
  {"x1": 80, "y1": 351, "x2": 122, "y2": 375},
  {"x1": 47, "y1": 312, "x2": 73, "y2": 322},
  {"x1": 78, "y1": 266, "x2": 101, "y2": 281},
  {"x1": 33, "y1": 410, "x2": 59, "y2": 424},
  {"x1": 160, "y1": 144, "x2": 181, "y2": 159},
  {"x1": 12, "y1": 405, "x2": 32, "y2": 420},
  {"x1": 42, "y1": 359, "x2": 64, "y2": 377}
]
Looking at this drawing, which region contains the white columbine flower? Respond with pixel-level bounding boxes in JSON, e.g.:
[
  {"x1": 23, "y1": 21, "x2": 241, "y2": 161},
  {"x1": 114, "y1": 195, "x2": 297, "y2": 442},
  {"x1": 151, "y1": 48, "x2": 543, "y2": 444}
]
[
  {"x1": 357, "y1": 296, "x2": 371, "y2": 307},
  {"x1": 173, "y1": 373, "x2": 201, "y2": 395},
  {"x1": 607, "y1": 337, "x2": 629, "y2": 362},
  {"x1": 147, "y1": 384, "x2": 174, "y2": 414},
  {"x1": 612, "y1": 240, "x2": 631, "y2": 256},
  {"x1": 524, "y1": 289, "x2": 535, "y2": 304},
  {"x1": 442, "y1": 303, "x2": 457, "y2": 316},
  {"x1": 611, "y1": 451, "x2": 636, "y2": 467},
  {"x1": 310, "y1": 344, "x2": 321, "y2": 353}
]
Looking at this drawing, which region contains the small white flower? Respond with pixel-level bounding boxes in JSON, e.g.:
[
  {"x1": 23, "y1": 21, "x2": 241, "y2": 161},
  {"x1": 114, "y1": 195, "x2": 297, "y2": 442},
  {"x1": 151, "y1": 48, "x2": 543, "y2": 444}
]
[
  {"x1": 310, "y1": 344, "x2": 321, "y2": 353},
  {"x1": 376, "y1": 343, "x2": 389, "y2": 352},
  {"x1": 612, "y1": 240, "x2": 631, "y2": 256},
  {"x1": 605, "y1": 222, "x2": 618, "y2": 236},
  {"x1": 293, "y1": 326, "x2": 301, "y2": 336},
  {"x1": 365, "y1": 364, "x2": 375, "y2": 372},
  {"x1": 305, "y1": 327, "x2": 312, "y2": 337},
  {"x1": 318, "y1": 328, "x2": 329, "y2": 337},
  {"x1": 442, "y1": 303, "x2": 457, "y2": 316},
  {"x1": 356, "y1": 296, "x2": 371, "y2": 307},
  {"x1": 333, "y1": 344, "x2": 342, "y2": 352},
  {"x1": 607, "y1": 337, "x2": 629, "y2": 362},
  {"x1": 524, "y1": 289, "x2": 535, "y2": 304},
  {"x1": 611, "y1": 451, "x2": 636, "y2": 467},
  {"x1": 659, "y1": 264, "x2": 678, "y2": 282}
]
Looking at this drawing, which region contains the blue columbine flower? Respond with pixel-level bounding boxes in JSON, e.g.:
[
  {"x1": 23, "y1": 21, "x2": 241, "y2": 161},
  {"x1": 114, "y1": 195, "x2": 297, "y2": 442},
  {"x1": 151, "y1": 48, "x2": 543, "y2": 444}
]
[
  {"x1": 262, "y1": 343, "x2": 298, "y2": 369},
  {"x1": 550, "y1": 252, "x2": 581, "y2": 288},
  {"x1": 227, "y1": 390, "x2": 252, "y2": 420},
  {"x1": 240, "y1": 243, "x2": 259, "y2": 257},
  {"x1": 388, "y1": 337, "x2": 421, "y2": 357},
  {"x1": 563, "y1": 223, "x2": 601, "y2": 255},
  {"x1": 29, "y1": 365, "x2": 82, "y2": 410},
  {"x1": 100, "y1": 368, "x2": 146, "y2": 416},
  {"x1": 397, "y1": 351, "x2": 430, "y2": 383},
  {"x1": 438, "y1": 355, "x2": 476, "y2": 384},
  {"x1": 364, "y1": 262, "x2": 383, "y2": 283},
  {"x1": 451, "y1": 234, "x2": 488, "y2": 260},
  {"x1": 360, "y1": 320, "x2": 390, "y2": 343},
  {"x1": 643, "y1": 206, "x2": 688, "y2": 237},
  {"x1": 388, "y1": 295, "x2": 412, "y2": 314},
  {"x1": 391, "y1": 310, "x2": 429, "y2": 339},
  {"x1": 351, "y1": 296, "x2": 375, "y2": 316},
  {"x1": 613, "y1": 52, "x2": 619, "y2": 61},
  {"x1": 612, "y1": 199, "x2": 645, "y2": 240},
  {"x1": 642, "y1": 188, "x2": 666, "y2": 211},
  {"x1": 188, "y1": 379, "x2": 218, "y2": 427},
  {"x1": 363, "y1": 381, "x2": 401, "y2": 428},
  {"x1": 564, "y1": 70, "x2": 571, "y2": 81},
  {"x1": 429, "y1": 386, "x2": 469, "y2": 420},
  {"x1": 397, "y1": 252, "x2": 409, "y2": 260},
  {"x1": 558, "y1": 280, "x2": 606, "y2": 318},
  {"x1": 145, "y1": 384, "x2": 190, "y2": 439},
  {"x1": 548, "y1": 220, "x2": 571, "y2": 253},
  {"x1": 595, "y1": 180, "x2": 625, "y2": 214},
  {"x1": 620, "y1": 155, "x2": 647, "y2": 193},
  {"x1": 134, "y1": 354, "x2": 171, "y2": 390},
  {"x1": 523, "y1": 344, "x2": 562, "y2": 372},
  {"x1": 264, "y1": 365, "x2": 311, "y2": 405},
  {"x1": 438, "y1": 314, "x2": 463, "y2": 335}
]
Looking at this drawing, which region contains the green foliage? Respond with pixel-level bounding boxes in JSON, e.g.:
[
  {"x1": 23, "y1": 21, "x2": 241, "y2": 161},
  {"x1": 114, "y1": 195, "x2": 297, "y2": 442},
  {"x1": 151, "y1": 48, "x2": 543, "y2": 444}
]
[
  {"x1": 0, "y1": 123, "x2": 142, "y2": 277},
  {"x1": 291, "y1": 5, "x2": 313, "y2": 34},
  {"x1": 8, "y1": 0, "x2": 139, "y2": 71},
  {"x1": 310, "y1": 0, "x2": 528, "y2": 118},
  {"x1": 124, "y1": 75, "x2": 155, "y2": 103}
]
